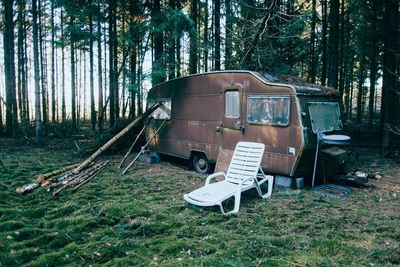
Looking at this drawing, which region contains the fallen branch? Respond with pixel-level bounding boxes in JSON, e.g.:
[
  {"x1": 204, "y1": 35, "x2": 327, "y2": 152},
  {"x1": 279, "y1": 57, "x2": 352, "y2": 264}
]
[
  {"x1": 16, "y1": 182, "x2": 40, "y2": 194},
  {"x1": 53, "y1": 161, "x2": 108, "y2": 196},
  {"x1": 73, "y1": 161, "x2": 109, "y2": 191},
  {"x1": 37, "y1": 163, "x2": 79, "y2": 184},
  {"x1": 16, "y1": 164, "x2": 79, "y2": 194}
]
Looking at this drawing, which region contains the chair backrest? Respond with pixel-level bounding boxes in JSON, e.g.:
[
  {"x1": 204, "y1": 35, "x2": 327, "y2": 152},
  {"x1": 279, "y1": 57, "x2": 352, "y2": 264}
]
[{"x1": 226, "y1": 142, "x2": 265, "y2": 184}]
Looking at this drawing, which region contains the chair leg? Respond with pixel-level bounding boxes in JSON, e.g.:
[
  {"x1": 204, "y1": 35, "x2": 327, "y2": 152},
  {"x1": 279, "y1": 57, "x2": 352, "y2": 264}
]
[
  {"x1": 255, "y1": 176, "x2": 274, "y2": 199},
  {"x1": 220, "y1": 192, "x2": 241, "y2": 215}
]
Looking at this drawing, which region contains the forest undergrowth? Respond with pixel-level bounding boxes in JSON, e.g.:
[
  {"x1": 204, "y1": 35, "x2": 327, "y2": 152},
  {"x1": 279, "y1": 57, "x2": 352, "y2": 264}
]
[{"x1": 0, "y1": 138, "x2": 399, "y2": 266}]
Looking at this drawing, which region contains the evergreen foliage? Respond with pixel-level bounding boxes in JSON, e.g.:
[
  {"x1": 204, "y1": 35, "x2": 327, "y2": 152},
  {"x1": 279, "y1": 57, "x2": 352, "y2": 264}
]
[{"x1": 0, "y1": 0, "x2": 398, "y2": 148}]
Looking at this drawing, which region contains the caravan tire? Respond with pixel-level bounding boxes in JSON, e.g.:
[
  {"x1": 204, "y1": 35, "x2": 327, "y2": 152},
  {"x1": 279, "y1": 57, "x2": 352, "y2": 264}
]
[{"x1": 192, "y1": 154, "x2": 211, "y2": 174}]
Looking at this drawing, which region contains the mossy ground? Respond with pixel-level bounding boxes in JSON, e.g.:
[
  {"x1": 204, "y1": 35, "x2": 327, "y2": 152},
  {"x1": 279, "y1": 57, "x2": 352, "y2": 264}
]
[{"x1": 0, "y1": 139, "x2": 399, "y2": 266}]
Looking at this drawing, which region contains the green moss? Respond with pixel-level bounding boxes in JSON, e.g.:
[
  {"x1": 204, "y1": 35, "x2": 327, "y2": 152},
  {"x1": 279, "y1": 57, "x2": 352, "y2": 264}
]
[{"x1": 0, "y1": 142, "x2": 399, "y2": 265}]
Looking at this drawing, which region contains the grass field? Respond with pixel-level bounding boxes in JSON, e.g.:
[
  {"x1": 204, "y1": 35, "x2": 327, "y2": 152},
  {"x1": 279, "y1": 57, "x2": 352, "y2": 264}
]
[{"x1": 0, "y1": 139, "x2": 399, "y2": 266}]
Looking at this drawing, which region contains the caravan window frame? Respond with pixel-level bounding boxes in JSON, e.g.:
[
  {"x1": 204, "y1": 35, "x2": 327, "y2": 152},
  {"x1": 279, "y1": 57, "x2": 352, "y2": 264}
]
[
  {"x1": 225, "y1": 90, "x2": 240, "y2": 118},
  {"x1": 148, "y1": 98, "x2": 172, "y2": 120},
  {"x1": 308, "y1": 101, "x2": 342, "y2": 133},
  {"x1": 246, "y1": 95, "x2": 291, "y2": 126}
]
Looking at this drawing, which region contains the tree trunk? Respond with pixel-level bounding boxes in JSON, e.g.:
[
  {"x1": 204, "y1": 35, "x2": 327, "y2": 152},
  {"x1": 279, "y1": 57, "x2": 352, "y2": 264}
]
[
  {"x1": 320, "y1": 0, "x2": 328, "y2": 86},
  {"x1": 327, "y1": 0, "x2": 340, "y2": 88},
  {"x1": 357, "y1": 47, "x2": 366, "y2": 124},
  {"x1": 97, "y1": 0, "x2": 103, "y2": 131},
  {"x1": 129, "y1": 46, "x2": 136, "y2": 119},
  {"x1": 61, "y1": 9, "x2": 66, "y2": 123},
  {"x1": 189, "y1": 0, "x2": 198, "y2": 74},
  {"x1": 108, "y1": 0, "x2": 115, "y2": 127},
  {"x1": 175, "y1": 0, "x2": 181, "y2": 77},
  {"x1": 137, "y1": 43, "x2": 143, "y2": 115},
  {"x1": 152, "y1": 0, "x2": 165, "y2": 84},
  {"x1": 70, "y1": 16, "x2": 77, "y2": 129},
  {"x1": 38, "y1": 0, "x2": 48, "y2": 129},
  {"x1": 382, "y1": 0, "x2": 399, "y2": 154},
  {"x1": 89, "y1": 13, "x2": 96, "y2": 130},
  {"x1": 3, "y1": 0, "x2": 17, "y2": 137},
  {"x1": 225, "y1": 0, "x2": 232, "y2": 70},
  {"x1": 121, "y1": 15, "x2": 127, "y2": 119},
  {"x1": 0, "y1": 99, "x2": 3, "y2": 134},
  {"x1": 368, "y1": 0, "x2": 380, "y2": 128},
  {"x1": 23, "y1": 12, "x2": 29, "y2": 121},
  {"x1": 167, "y1": 0, "x2": 176, "y2": 79},
  {"x1": 32, "y1": 0, "x2": 42, "y2": 143},
  {"x1": 338, "y1": 0, "x2": 346, "y2": 96},
  {"x1": 203, "y1": 0, "x2": 208, "y2": 72},
  {"x1": 112, "y1": 9, "x2": 118, "y2": 121},
  {"x1": 103, "y1": 23, "x2": 108, "y2": 123},
  {"x1": 214, "y1": 0, "x2": 221, "y2": 70},
  {"x1": 17, "y1": 0, "x2": 28, "y2": 134},
  {"x1": 51, "y1": 0, "x2": 56, "y2": 123}
]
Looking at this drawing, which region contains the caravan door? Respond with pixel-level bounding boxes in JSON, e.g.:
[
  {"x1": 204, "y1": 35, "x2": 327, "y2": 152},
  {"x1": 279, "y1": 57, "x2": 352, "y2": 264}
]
[{"x1": 221, "y1": 84, "x2": 244, "y2": 150}]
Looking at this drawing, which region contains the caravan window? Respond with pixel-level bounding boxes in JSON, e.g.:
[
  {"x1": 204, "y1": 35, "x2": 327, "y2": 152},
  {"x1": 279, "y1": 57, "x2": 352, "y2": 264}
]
[
  {"x1": 148, "y1": 99, "x2": 172, "y2": 120},
  {"x1": 247, "y1": 96, "x2": 290, "y2": 126},
  {"x1": 225, "y1": 90, "x2": 240, "y2": 117},
  {"x1": 308, "y1": 102, "x2": 342, "y2": 133}
]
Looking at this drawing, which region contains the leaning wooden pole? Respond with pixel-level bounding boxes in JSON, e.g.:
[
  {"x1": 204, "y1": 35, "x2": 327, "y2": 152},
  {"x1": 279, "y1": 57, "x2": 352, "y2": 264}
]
[
  {"x1": 73, "y1": 103, "x2": 160, "y2": 174},
  {"x1": 122, "y1": 118, "x2": 167, "y2": 175},
  {"x1": 118, "y1": 118, "x2": 152, "y2": 168}
]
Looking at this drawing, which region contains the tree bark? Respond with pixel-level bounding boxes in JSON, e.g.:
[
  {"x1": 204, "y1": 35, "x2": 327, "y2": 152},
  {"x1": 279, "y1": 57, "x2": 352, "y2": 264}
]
[
  {"x1": 3, "y1": 0, "x2": 18, "y2": 136},
  {"x1": 167, "y1": 0, "x2": 176, "y2": 79},
  {"x1": 38, "y1": 0, "x2": 48, "y2": 129},
  {"x1": 152, "y1": 0, "x2": 165, "y2": 84},
  {"x1": 382, "y1": 0, "x2": 399, "y2": 154},
  {"x1": 225, "y1": 0, "x2": 232, "y2": 70},
  {"x1": 309, "y1": 0, "x2": 317, "y2": 83},
  {"x1": 203, "y1": 0, "x2": 208, "y2": 72},
  {"x1": 61, "y1": 9, "x2": 66, "y2": 123},
  {"x1": 108, "y1": 0, "x2": 117, "y2": 126},
  {"x1": 327, "y1": 0, "x2": 340, "y2": 88},
  {"x1": 17, "y1": 0, "x2": 28, "y2": 134},
  {"x1": 189, "y1": 0, "x2": 198, "y2": 74},
  {"x1": 338, "y1": 0, "x2": 346, "y2": 96},
  {"x1": 356, "y1": 49, "x2": 366, "y2": 124},
  {"x1": 214, "y1": 0, "x2": 221, "y2": 70},
  {"x1": 368, "y1": 0, "x2": 380, "y2": 128},
  {"x1": 89, "y1": 13, "x2": 96, "y2": 130},
  {"x1": 97, "y1": 0, "x2": 103, "y2": 131},
  {"x1": 70, "y1": 16, "x2": 77, "y2": 129},
  {"x1": 320, "y1": 0, "x2": 328, "y2": 86},
  {"x1": 51, "y1": 1, "x2": 56, "y2": 123},
  {"x1": 32, "y1": 0, "x2": 42, "y2": 143}
]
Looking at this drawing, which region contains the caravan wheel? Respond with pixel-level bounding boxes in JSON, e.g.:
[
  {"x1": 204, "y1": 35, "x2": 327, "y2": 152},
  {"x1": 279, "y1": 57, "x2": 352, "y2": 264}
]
[{"x1": 192, "y1": 154, "x2": 211, "y2": 174}]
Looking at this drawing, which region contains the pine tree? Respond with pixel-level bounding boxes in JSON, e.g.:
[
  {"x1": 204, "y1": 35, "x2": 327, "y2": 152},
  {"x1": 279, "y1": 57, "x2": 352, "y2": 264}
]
[
  {"x1": 3, "y1": 0, "x2": 18, "y2": 136},
  {"x1": 189, "y1": 0, "x2": 198, "y2": 74},
  {"x1": 32, "y1": 0, "x2": 42, "y2": 143},
  {"x1": 214, "y1": 0, "x2": 221, "y2": 70}
]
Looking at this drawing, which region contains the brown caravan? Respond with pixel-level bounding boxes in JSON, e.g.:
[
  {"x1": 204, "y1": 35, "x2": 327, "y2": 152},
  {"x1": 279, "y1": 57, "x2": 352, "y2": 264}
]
[{"x1": 145, "y1": 71, "x2": 347, "y2": 179}]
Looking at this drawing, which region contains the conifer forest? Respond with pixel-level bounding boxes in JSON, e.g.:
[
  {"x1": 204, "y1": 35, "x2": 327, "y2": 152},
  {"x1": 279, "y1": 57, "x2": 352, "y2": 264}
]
[
  {"x1": 0, "y1": 0, "x2": 399, "y2": 266},
  {"x1": 0, "y1": 0, "x2": 398, "y2": 146}
]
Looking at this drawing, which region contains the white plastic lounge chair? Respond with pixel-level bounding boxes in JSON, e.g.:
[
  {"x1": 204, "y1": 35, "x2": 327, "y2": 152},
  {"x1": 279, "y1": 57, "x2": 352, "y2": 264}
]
[{"x1": 183, "y1": 142, "x2": 274, "y2": 215}]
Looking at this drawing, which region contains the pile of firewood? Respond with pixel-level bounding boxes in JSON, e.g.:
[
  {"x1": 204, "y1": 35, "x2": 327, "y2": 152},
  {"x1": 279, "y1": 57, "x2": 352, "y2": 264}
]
[
  {"x1": 16, "y1": 161, "x2": 108, "y2": 196},
  {"x1": 15, "y1": 103, "x2": 161, "y2": 197}
]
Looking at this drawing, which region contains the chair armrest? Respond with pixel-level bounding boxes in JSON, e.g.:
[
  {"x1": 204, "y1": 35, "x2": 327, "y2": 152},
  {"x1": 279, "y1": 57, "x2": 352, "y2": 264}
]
[
  {"x1": 205, "y1": 172, "x2": 226, "y2": 185},
  {"x1": 239, "y1": 177, "x2": 257, "y2": 188}
]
